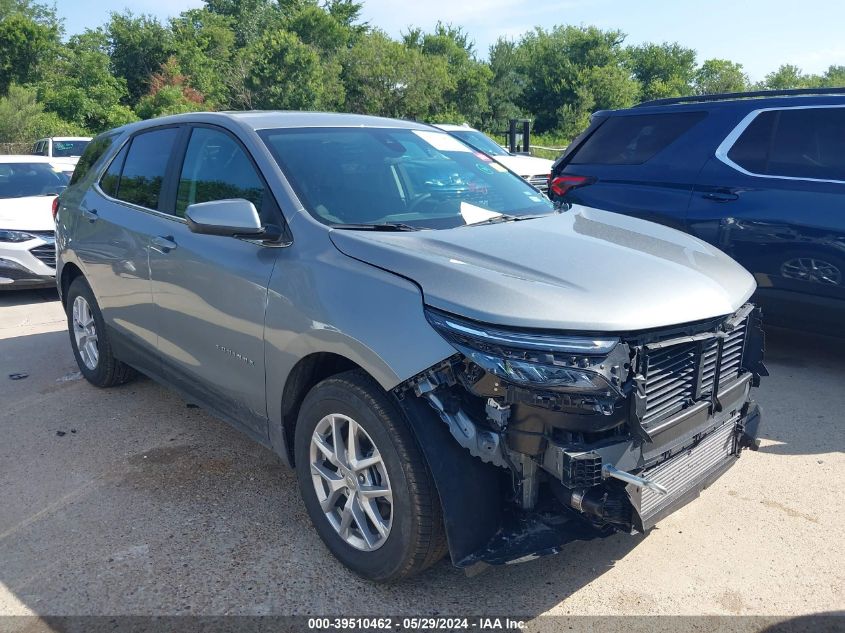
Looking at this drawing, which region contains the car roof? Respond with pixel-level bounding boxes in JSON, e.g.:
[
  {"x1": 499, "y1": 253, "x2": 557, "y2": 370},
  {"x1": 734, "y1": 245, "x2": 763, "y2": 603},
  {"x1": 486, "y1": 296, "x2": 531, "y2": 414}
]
[
  {"x1": 50, "y1": 136, "x2": 92, "y2": 141},
  {"x1": 113, "y1": 111, "x2": 440, "y2": 135},
  {"x1": 432, "y1": 123, "x2": 475, "y2": 132},
  {"x1": 596, "y1": 93, "x2": 845, "y2": 118},
  {"x1": 0, "y1": 155, "x2": 63, "y2": 163}
]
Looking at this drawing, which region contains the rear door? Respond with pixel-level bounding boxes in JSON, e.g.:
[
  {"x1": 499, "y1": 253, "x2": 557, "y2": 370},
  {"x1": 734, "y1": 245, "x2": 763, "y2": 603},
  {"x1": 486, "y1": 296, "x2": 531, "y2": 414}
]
[
  {"x1": 147, "y1": 124, "x2": 282, "y2": 438},
  {"x1": 72, "y1": 126, "x2": 182, "y2": 370},
  {"x1": 687, "y1": 106, "x2": 845, "y2": 309},
  {"x1": 555, "y1": 110, "x2": 709, "y2": 230}
]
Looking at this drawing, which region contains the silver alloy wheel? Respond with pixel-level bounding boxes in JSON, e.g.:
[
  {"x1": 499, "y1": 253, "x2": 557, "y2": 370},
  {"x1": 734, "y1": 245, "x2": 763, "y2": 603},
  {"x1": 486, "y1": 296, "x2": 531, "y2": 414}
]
[
  {"x1": 72, "y1": 295, "x2": 99, "y2": 370},
  {"x1": 309, "y1": 413, "x2": 393, "y2": 551},
  {"x1": 781, "y1": 257, "x2": 842, "y2": 285}
]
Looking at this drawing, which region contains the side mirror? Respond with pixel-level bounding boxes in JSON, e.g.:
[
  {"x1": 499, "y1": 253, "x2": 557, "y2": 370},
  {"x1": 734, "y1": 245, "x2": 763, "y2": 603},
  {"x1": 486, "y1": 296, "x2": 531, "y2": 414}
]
[{"x1": 185, "y1": 199, "x2": 264, "y2": 237}]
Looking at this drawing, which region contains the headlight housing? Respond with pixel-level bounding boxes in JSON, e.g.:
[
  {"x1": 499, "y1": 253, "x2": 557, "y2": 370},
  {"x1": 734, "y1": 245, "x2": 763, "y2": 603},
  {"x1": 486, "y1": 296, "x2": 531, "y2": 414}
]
[
  {"x1": 0, "y1": 230, "x2": 37, "y2": 243},
  {"x1": 425, "y1": 308, "x2": 621, "y2": 394}
]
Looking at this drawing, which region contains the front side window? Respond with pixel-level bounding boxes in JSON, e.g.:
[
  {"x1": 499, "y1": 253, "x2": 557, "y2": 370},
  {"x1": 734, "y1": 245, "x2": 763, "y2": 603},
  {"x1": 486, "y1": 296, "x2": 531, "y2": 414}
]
[
  {"x1": 176, "y1": 127, "x2": 266, "y2": 218},
  {"x1": 0, "y1": 162, "x2": 68, "y2": 199},
  {"x1": 259, "y1": 127, "x2": 553, "y2": 230},
  {"x1": 112, "y1": 128, "x2": 179, "y2": 210},
  {"x1": 728, "y1": 107, "x2": 845, "y2": 181}
]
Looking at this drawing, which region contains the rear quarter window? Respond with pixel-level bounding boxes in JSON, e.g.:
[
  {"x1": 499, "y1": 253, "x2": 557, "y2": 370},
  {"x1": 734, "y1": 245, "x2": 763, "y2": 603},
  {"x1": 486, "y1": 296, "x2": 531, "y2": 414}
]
[
  {"x1": 570, "y1": 111, "x2": 707, "y2": 165},
  {"x1": 70, "y1": 134, "x2": 117, "y2": 186},
  {"x1": 727, "y1": 107, "x2": 845, "y2": 181}
]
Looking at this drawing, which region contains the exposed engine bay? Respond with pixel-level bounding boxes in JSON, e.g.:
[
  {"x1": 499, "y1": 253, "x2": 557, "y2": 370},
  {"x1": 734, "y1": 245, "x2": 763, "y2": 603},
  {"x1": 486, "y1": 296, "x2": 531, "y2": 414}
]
[{"x1": 396, "y1": 303, "x2": 767, "y2": 567}]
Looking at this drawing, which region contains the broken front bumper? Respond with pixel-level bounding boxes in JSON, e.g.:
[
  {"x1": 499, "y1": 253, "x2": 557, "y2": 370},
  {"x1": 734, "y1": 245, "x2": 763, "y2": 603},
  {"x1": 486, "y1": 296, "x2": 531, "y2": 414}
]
[
  {"x1": 457, "y1": 399, "x2": 762, "y2": 569},
  {"x1": 399, "y1": 305, "x2": 766, "y2": 570}
]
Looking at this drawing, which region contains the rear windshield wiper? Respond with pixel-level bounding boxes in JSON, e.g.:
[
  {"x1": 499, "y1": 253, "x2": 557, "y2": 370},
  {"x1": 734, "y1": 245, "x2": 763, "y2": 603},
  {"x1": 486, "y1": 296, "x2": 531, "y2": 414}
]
[{"x1": 332, "y1": 222, "x2": 424, "y2": 232}]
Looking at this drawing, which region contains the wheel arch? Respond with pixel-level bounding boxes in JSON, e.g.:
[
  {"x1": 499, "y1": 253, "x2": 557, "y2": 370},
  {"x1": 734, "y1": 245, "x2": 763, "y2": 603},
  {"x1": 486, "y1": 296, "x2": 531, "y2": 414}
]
[
  {"x1": 59, "y1": 262, "x2": 84, "y2": 307},
  {"x1": 279, "y1": 352, "x2": 365, "y2": 466}
]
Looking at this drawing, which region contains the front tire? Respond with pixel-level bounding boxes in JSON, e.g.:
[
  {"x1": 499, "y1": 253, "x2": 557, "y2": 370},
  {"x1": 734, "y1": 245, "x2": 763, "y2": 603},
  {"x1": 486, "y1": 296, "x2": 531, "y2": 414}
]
[
  {"x1": 294, "y1": 370, "x2": 447, "y2": 582},
  {"x1": 66, "y1": 276, "x2": 135, "y2": 387}
]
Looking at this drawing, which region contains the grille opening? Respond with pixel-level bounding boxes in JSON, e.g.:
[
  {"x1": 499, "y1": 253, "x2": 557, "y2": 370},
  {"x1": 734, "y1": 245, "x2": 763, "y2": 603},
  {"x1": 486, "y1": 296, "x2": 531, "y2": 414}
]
[{"x1": 641, "y1": 316, "x2": 748, "y2": 428}]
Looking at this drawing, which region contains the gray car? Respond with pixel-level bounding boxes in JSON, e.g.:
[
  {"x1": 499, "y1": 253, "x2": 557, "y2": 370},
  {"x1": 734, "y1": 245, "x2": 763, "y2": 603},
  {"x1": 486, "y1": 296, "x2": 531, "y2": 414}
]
[{"x1": 55, "y1": 112, "x2": 766, "y2": 581}]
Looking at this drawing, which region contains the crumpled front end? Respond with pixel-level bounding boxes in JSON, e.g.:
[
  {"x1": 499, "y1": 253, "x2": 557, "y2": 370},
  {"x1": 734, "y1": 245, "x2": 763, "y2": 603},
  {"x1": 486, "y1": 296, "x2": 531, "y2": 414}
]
[{"x1": 396, "y1": 304, "x2": 767, "y2": 568}]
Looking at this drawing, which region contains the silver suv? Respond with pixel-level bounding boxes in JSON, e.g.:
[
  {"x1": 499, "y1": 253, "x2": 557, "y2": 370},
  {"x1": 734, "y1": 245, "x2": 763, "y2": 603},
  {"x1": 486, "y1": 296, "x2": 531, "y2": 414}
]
[{"x1": 56, "y1": 112, "x2": 766, "y2": 581}]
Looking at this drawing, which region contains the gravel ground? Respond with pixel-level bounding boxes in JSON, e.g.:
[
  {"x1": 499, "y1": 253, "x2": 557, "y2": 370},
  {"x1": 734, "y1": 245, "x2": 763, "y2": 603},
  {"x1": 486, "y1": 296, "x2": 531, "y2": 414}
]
[{"x1": 0, "y1": 289, "x2": 842, "y2": 625}]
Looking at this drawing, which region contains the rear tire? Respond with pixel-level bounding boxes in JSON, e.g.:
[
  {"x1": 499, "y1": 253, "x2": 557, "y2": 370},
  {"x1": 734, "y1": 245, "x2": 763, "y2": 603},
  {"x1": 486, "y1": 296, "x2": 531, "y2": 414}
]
[
  {"x1": 294, "y1": 369, "x2": 447, "y2": 582},
  {"x1": 66, "y1": 276, "x2": 135, "y2": 388}
]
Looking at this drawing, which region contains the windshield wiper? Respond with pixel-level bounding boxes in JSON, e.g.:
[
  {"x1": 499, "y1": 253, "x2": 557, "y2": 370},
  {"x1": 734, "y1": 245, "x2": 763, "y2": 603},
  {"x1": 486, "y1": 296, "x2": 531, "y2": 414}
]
[
  {"x1": 463, "y1": 213, "x2": 550, "y2": 227},
  {"x1": 332, "y1": 222, "x2": 424, "y2": 232}
]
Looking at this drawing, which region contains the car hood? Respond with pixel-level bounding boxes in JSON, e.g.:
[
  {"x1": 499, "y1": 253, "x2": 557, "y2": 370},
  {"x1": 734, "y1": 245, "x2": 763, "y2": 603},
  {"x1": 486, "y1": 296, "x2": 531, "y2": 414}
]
[
  {"x1": 0, "y1": 196, "x2": 56, "y2": 231},
  {"x1": 494, "y1": 154, "x2": 554, "y2": 177},
  {"x1": 329, "y1": 205, "x2": 756, "y2": 332}
]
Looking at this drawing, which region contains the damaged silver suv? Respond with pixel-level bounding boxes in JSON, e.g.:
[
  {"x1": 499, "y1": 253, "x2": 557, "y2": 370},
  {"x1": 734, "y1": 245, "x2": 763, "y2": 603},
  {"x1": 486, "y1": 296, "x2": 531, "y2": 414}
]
[{"x1": 56, "y1": 112, "x2": 766, "y2": 581}]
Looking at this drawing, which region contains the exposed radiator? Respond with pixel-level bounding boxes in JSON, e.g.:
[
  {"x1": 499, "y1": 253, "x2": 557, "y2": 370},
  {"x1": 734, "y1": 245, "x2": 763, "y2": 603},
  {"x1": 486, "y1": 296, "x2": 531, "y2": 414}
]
[{"x1": 635, "y1": 416, "x2": 738, "y2": 528}]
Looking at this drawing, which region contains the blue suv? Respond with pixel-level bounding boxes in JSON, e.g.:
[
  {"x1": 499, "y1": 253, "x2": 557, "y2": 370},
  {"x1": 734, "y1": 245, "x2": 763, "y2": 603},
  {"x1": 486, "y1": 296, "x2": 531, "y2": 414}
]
[{"x1": 550, "y1": 88, "x2": 845, "y2": 332}]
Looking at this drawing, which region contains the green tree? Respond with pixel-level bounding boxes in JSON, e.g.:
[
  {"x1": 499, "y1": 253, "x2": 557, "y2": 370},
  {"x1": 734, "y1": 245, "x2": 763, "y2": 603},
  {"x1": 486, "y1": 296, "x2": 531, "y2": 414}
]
[
  {"x1": 107, "y1": 11, "x2": 175, "y2": 104},
  {"x1": 487, "y1": 38, "x2": 526, "y2": 131},
  {"x1": 170, "y1": 9, "x2": 236, "y2": 107},
  {"x1": 402, "y1": 23, "x2": 493, "y2": 126},
  {"x1": 516, "y1": 25, "x2": 637, "y2": 136},
  {"x1": 204, "y1": 0, "x2": 281, "y2": 47},
  {"x1": 819, "y1": 65, "x2": 845, "y2": 87},
  {"x1": 758, "y1": 64, "x2": 815, "y2": 89},
  {"x1": 342, "y1": 30, "x2": 451, "y2": 120},
  {"x1": 244, "y1": 28, "x2": 343, "y2": 110},
  {"x1": 0, "y1": 84, "x2": 86, "y2": 142},
  {"x1": 135, "y1": 57, "x2": 206, "y2": 119},
  {"x1": 286, "y1": 2, "x2": 355, "y2": 52},
  {"x1": 37, "y1": 30, "x2": 137, "y2": 132},
  {"x1": 0, "y1": 11, "x2": 59, "y2": 94},
  {"x1": 628, "y1": 42, "x2": 696, "y2": 101},
  {"x1": 694, "y1": 59, "x2": 748, "y2": 94}
]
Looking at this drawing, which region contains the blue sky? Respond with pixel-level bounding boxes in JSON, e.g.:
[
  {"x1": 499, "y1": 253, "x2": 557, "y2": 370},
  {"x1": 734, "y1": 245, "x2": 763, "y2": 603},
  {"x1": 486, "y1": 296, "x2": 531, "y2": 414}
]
[{"x1": 56, "y1": 0, "x2": 845, "y2": 81}]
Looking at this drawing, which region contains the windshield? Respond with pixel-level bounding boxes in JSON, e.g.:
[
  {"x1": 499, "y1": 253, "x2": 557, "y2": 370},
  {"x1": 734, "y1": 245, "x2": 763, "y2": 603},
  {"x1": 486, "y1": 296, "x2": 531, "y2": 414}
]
[
  {"x1": 52, "y1": 140, "x2": 89, "y2": 158},
  {"x1": 448, "y1": 130, "x2": 510, "y2": 157},
  {"x1": 259, "y1": 127, "x2": 552, "y2": 229},
  {"x1": 0, "y1": 163, "x2": 68, "y2": 198}
]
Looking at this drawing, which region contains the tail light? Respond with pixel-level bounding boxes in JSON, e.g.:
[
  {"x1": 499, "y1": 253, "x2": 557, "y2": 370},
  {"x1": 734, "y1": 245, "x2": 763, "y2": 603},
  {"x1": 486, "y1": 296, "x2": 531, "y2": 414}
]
[
  {"x1": 549, "y1": 174, "x2": 595, "y2": 197},
  {"x1": 51, "y1": 196, "x2": 60, "y2": 221}
]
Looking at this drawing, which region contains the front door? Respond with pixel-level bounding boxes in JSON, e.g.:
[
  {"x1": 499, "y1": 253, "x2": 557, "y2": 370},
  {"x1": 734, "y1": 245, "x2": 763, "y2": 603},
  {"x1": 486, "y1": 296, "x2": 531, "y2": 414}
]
[{"x1": 148, "y1": 125, "x2": 281, "y2": 438}]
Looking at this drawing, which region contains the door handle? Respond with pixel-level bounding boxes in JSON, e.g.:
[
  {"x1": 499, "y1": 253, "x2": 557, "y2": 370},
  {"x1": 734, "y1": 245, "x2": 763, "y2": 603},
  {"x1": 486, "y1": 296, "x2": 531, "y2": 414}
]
[
  {"x1": 702, "y1": 190, "x2": 739, "y2": 202},
  {"x1": 151, "y1": 235, "x2": 178, "y2": 253},
  {"x1": 81, "y1": 208, "x2": 98, "y2": 222}
]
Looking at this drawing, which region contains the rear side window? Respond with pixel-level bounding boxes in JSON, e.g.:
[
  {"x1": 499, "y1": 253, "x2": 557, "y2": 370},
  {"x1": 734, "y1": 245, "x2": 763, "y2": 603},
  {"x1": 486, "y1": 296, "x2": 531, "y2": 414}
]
[
  {"x1": 112, "y1": 128, "x2": 179, "y2": 210},
  {"x1": 175, "y1": 127, "x2": 266, "y2": 218},
  {"x1": 570, "y1": 111, "x2": 707, "y2": 165},
  {"x1": 728, "y1": 108, "x2": 845, "y2": 181},
  {"x1": 71, "y1": 134, "x2": 116, "y2": 186}
]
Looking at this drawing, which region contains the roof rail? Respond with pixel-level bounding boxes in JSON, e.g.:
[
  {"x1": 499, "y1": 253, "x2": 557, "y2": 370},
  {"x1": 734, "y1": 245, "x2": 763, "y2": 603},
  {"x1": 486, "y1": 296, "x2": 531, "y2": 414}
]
[{"x1": 635, "y1": 87, "x2": 845, "y2": 108}]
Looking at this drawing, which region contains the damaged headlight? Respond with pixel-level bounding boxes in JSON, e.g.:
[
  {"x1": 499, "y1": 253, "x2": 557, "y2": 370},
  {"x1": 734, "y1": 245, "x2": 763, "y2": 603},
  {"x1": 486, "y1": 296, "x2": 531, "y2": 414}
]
[{"x1": 425, "y1": 308, "x2": 621, "y2": 393}]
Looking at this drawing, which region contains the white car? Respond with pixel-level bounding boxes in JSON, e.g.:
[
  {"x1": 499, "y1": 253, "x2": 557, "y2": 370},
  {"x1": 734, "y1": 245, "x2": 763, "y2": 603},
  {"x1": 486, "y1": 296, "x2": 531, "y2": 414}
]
[
  {"x1": 0, "y1": 156, "x2": 67, "y2": 288},
  {"x1": 32, "y1": 136, "x2": 92, "y2": 177},
  {"x1": 433, "y1": 124, "x2": 553, "y2": 193}
]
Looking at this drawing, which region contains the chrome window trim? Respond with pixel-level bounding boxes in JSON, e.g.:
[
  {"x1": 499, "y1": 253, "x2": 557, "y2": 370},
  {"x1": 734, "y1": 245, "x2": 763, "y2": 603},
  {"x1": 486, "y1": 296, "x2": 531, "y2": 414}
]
[
  {"x1": 92, "y1": 182, "x2": 188, "y2": 225},
  {"x1": 714, "y1": 104, "x2": 845, "y2": 185}
]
